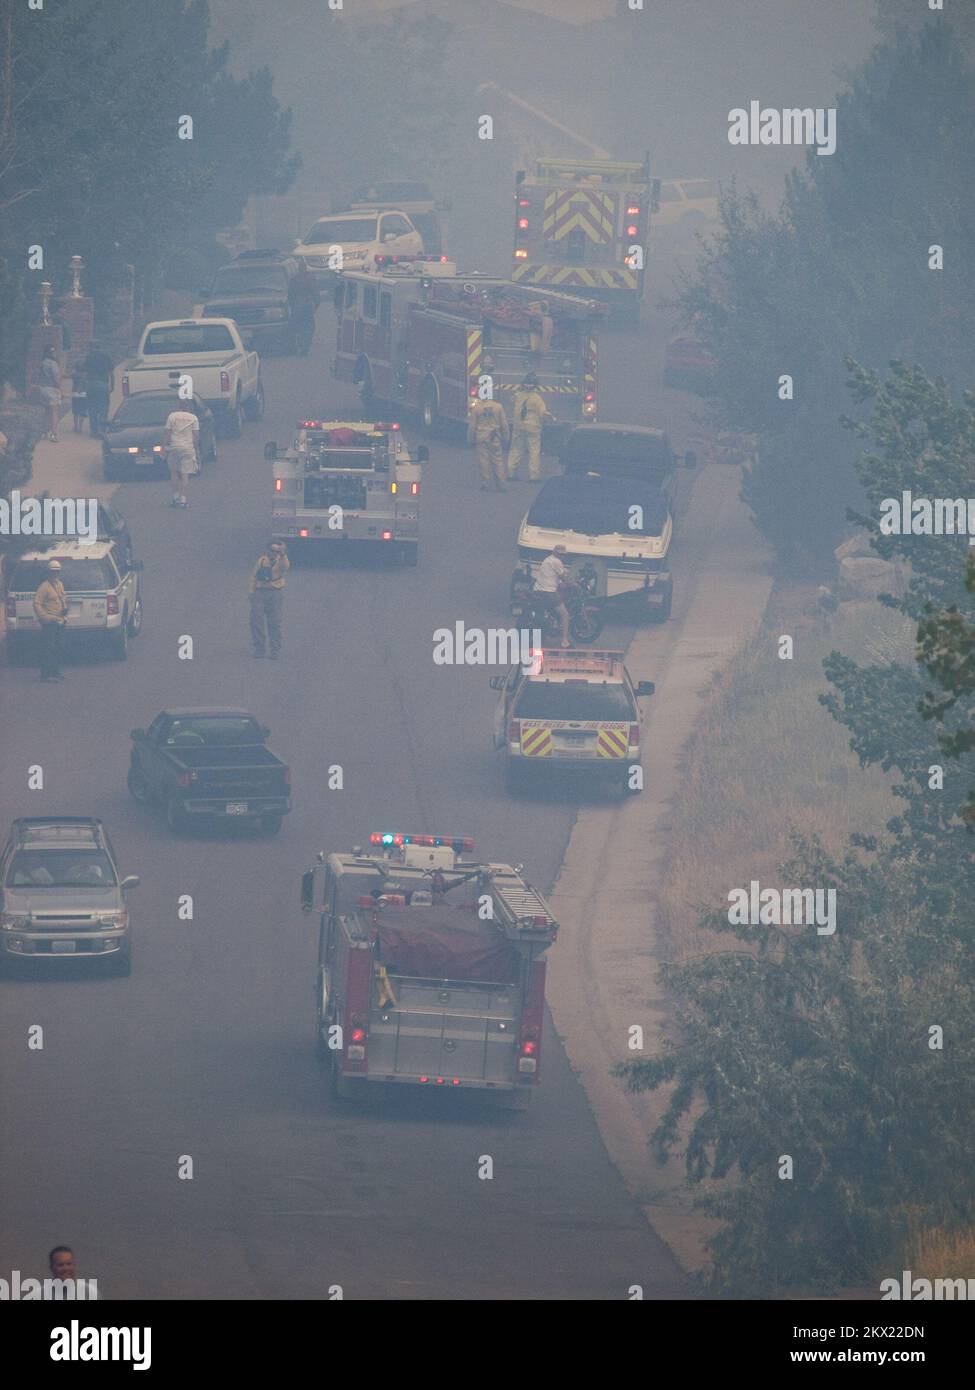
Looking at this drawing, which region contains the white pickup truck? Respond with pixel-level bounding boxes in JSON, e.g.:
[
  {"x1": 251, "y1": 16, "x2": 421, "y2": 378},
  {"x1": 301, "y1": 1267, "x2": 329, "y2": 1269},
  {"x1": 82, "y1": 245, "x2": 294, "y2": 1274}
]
[{"x1": 121, "y1": 318, "x2": 264, "y2": 438}]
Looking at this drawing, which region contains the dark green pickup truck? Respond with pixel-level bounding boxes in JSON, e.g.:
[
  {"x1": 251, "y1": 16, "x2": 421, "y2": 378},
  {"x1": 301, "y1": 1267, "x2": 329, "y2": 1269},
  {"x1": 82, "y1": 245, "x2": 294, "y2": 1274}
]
[{"x1": 127, "y1": 708, "x2": 291, "y2": 836}]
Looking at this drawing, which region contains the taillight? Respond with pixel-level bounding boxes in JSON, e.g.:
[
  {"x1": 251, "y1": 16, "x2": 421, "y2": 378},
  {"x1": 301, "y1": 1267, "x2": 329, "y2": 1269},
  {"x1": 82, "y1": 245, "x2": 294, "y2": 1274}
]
[
  {"x1": 584, "y1": 391, "x2": 595, "y2": 402},
  {"x1": 121, "y1": 374, "x2": 130, "y2": 397},
  {"x1": 299, "y1": 528, "x2": 309, "y2": 538},
  {"x1": 350, "y1": 1027, "x2": 366, "y2": 1045},
  {"x1": 518, "y1": 197, "x2": 531, "y2": 208},
  {"x1": 469, "y1": 385, "x2": 478, "y2": 397},
  {"x1": 381, "y1": 530, "x2": 393, "y2": 541},
  {"x1": 628, "y1": 724, "x2": 640, "y2": 746},
  {"x1": 508, "y1": 719, "x2": 521, "y2": 743},
  {"x1": 5, "y1": 598, "x2": 15, "y2": 618},
  {"x1": 517, "y1": 217, "x2": 529, "y2": 231},
  {"x1": 626, "y1": 224, "x2": 638, "y2": 237},
  {"x1": 410, "y1": 481, "x2": 419, "y2": 496},
  {"x1": 520, "y1": 1038, "x2": 537, "y2": 1056},
  {"x1": 514, "y1": 248, "x2": 528, "y2": 260},
  {"x1": 626, "y1": 205, "x2": 640, "y2": 216},
  {"x1": 274, "y1": 478, "x2": 283, "y2": 492},
  {"x1": 220, "y1": 371, "x2": 231, "y2": 393},
  {"x1": 106, "y1": 595, "x2": 120, "y2": 615}
]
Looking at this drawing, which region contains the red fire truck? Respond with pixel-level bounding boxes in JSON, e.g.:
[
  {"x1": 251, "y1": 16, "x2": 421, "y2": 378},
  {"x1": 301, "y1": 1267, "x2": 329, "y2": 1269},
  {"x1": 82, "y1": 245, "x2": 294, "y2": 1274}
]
[
  {"x1": 332, "y1": 257, "x2": 603, "y2": 440},
  {"x1": 301, "y1": 832, "x2": 559, "y2": 1108},
  {"x1": 512, "y1": 156, "x2": 659, "y2": 325}
]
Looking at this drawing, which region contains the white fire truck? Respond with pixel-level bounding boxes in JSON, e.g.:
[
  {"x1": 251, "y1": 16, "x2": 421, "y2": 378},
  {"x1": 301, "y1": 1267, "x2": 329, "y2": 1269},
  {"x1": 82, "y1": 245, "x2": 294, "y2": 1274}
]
[
  {"x1": 512, "y1": 156, "x2": 659, "y2": 325},
  {"x1": 266, "y1": 420, "x2": 425, "y2": 565},
  {"x1": 332, "y1": 257, "x2": 604, "y2": 441},
  {"x1": 301, "y1": 832, "x2": 559, "y2": 1108}
]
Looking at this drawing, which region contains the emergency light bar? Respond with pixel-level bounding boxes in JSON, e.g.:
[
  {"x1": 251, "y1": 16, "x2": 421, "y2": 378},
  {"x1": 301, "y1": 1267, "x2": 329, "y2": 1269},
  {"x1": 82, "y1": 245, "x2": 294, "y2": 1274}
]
[{"x1": 370, "y1": 832, "x2": 475, "y2": 852}]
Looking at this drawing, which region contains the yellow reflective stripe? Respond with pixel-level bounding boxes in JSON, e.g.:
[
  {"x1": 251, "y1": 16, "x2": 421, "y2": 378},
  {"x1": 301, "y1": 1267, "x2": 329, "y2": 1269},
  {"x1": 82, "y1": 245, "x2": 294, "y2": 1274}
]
[
  {"x1": 520, "y1": 726, "x2": 552, "y2": 757},
  {"x1": 597, "y1": 727, "x2": 629, "y2": 758},
  {"x1": 467, "y1": 329, "x2": 482, "y2": 378}
]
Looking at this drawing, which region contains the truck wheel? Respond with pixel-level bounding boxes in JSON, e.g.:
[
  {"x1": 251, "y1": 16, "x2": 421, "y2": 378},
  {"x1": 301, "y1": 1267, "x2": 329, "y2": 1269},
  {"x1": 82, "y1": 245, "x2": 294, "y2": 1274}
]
[
  {"x1": 108, "y1": 941, "x2": 132, "y2": 977},
  {"x1": 166, "y1": 797, "x2": 188, "y2": 835},
  {"x1": 244, "y1": 380, "x2": 265, "y2": 422},
  {"x1": 109, "y1": 618, "x2": 129, "y2": 660},
  {"x1": 222, "y1": 395, "x2": 243, "y2": 439},
  {"x1": 260, "y1": 813, "x2": 283, "y2": 836},
  {"x1": 651, "y1": 585, "x2": 673, "y2": 623},
  {"x1": 127, "y1": 764, "x2": 154, "y2": 805},
  {"x1": 127, "y1": 596, "x2": 143, "y2": 637},
  {"x1": 329, "y1": 1050, "x2": 365, "y2": 1102},
  {"x1": 419, "y1": 382, "x2": 439, "y2": 432}
]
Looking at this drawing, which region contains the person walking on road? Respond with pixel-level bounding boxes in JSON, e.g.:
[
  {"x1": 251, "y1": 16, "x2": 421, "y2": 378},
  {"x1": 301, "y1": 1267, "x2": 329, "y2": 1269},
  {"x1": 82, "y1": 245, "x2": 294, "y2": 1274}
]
[
  {"x1": 508, "y1": 372, "x2": 550, "y2": 483},
  {"x1": 163, "y1": 406, "x2": 200, "y2": 508},
  {"x1": 38, "y1": 348, "x2": 63, "y2": 442},
  {"x1": 249, "y1": 540, "x2": 289, "y2": 659},
  {"x1": 33, "y1": 558, "x2": 69, "y2": 681},
  {"x1": 70, "y1": 362, "x2": 88, "y2": 433},
  {"x1": 82, "y1": 341, "x2": 114, "y2": 437},
  {"x1": 467, "y1": 396, "x2": 509, "y2": 492}
]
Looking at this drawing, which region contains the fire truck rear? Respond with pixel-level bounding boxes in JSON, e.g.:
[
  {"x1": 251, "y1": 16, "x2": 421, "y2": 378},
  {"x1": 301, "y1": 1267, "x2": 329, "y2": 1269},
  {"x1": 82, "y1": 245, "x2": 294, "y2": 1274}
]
[
  {"x1": 512, "y1": 156, "x2": 658, "y2": 325},
  {"x1": 268, "y1": 420, "x2": 425, "y2": 565},
  {"x1": 301, "y1": 833, "x2": 559, "y2": 1108}
]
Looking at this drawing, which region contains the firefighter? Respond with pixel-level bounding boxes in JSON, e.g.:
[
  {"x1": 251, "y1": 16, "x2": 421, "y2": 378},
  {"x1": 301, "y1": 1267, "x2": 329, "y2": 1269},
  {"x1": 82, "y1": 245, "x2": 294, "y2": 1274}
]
[
  {"x1": 507, "y1": 372, "x2": 550, "y2": 483},
  {"x1": 467, "y1": 396, "x2": 509, "y2": 492},
  {"x1": 33, "y1": 558, "x2": 69, "y2": 682}
]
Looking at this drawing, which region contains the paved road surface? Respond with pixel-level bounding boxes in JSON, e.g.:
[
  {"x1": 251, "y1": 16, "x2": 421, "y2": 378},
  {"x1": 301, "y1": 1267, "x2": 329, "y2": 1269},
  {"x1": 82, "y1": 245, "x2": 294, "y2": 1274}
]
[{"x1": 0, "y1": 300, "x2": 699, "y2": 1299}]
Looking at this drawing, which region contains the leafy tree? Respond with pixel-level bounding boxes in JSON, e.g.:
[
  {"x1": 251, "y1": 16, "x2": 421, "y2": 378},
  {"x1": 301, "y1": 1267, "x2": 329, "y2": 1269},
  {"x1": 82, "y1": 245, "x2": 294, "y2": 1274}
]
[{"x1": 676, "y1": 20, "x2": 975, "y2": 570}]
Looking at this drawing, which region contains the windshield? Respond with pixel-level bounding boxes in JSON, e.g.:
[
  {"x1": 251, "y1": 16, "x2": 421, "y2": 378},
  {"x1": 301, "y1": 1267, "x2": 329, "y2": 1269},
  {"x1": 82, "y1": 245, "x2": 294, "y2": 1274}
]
[
  {"x1": 142, "y1": 325, "x2": 235, "y2": 354},
  {"x1": 165, "y1": 717, "x2": 264, "y2": 746},
  {"x1": 110, "y1": 396, "x2": 175, "y2": 427},
  {"x1": 12, "y1": 558, "x2": 116, "y2": 591},
  {"x1": 303, "y1": 218, "x2": 378, "y2": 245},
  {"x1": 210, "y1": 266, "x2": 288, "y2": 296},
  {"x1": 514, "y1": 681, "x2": 635, "y2": 722},
  {"x1": 8, "y1": 850, "x2": 116, "y2": 889}
]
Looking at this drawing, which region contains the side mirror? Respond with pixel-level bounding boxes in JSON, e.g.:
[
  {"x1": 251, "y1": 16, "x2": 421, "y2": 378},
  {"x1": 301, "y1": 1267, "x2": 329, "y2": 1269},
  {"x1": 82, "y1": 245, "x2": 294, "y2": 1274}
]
[
  {"x1": 301, "y1": 869, "x2": 315, "y2": 912},
  {"x1": 636, "y1": 680, "x2": 656, "y2": 697},
  {"x1": 130, "y1": 728, "x2": 145, "y2": 742},
  {"x1": 416, "y1": 445, "x2": 429, "y2": 464},
  {"x1": 264, "y1": 441, "x2": 277, "y2": 460},
  {"x1": 684, "y1": 450, "x2": 697, "y2": 469},
  {"x1": 120, "y1": 875, "x2": 140, "y2": 891},
  {"x1": 489, "y1": 676, "x2": 505, "y2": 690}
]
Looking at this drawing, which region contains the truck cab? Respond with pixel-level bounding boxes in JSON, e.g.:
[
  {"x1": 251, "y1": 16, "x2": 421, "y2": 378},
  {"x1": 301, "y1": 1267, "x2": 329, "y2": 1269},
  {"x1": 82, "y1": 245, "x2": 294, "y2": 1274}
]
[{"x1": 302, "y1": 833, "x2": 558, "y2": 1107}]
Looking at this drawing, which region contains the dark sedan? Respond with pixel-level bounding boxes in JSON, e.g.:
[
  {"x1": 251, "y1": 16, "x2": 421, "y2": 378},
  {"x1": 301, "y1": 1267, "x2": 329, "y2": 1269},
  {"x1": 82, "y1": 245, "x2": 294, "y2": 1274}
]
[{"x1": 102, "y1": 392, "x2": 217, "y2": 479}]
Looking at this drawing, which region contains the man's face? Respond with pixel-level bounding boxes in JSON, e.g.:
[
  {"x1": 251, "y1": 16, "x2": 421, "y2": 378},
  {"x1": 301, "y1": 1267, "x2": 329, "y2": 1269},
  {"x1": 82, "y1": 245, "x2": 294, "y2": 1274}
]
[
  {"x1": 50, "y1": 1250, "x2": 76, "y2": 1280},
  {"x1": 269, "y1": 545, "x2": 283, "y2": 558}
]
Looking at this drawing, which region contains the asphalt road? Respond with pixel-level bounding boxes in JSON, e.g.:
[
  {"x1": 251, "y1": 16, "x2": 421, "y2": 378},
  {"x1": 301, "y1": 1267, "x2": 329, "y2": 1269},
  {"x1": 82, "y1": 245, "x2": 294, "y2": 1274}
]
[{"x1": 0, "y1": 292, "x2": 699, "y2": 1300}]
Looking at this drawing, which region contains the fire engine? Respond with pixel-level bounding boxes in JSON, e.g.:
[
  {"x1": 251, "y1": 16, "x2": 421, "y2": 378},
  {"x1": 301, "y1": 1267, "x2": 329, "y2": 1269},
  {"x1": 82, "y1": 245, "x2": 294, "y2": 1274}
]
[
  {"x1": 512, "y1": 156, "x2": 659, "y2": 325},
  {"x1": 265, "y1": 420, "x2": 426, "y2": 565},
  {"x1": 301, "y1": 832, "x2": 559, "y2": 1107},
  {"x1": 332, "y1": 257, "x2": 603, "y2": 441}
]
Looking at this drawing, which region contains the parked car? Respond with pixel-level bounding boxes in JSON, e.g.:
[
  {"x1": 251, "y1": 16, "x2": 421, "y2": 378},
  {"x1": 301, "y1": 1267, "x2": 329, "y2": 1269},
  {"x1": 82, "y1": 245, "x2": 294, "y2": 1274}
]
[
  {"x1": 5, "y1": 539, "x2": 144, "y2": 663},
  {"x1": 662, "y1": 335, "x2": 717, "y2": 392},
  {"x1": 127, "y1": 708, "x2": 291, "y2": 836},
  {"x1": 293, "y1": 210, "x2": 423, "y2": 287},
  {"x1": 200, "y1": 250, "x2": 305, "y2": 354},
  {"x1": 652, "y1": 178, "x2": 720, "y2": 232},
  {"x1": 0, "y1": 817, "x2": 139, "y2": 974},
  {"x1": 102, "y1": 391, "x2": 217, "y2": 479}
]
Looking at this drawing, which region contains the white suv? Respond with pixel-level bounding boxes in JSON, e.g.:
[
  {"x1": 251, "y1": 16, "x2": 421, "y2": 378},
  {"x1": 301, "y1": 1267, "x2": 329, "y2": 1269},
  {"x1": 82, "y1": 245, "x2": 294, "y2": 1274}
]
[
  {"x1": 5, "y1": 540, "x2": 144, "y2": 663},
  {"x1": 293, "y1": 210, "x2": 423, "y2": 285}
]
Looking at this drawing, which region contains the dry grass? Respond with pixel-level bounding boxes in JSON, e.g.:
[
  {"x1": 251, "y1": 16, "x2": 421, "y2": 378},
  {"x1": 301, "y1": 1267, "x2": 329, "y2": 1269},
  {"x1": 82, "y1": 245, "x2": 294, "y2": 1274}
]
[
  {"x1": 659, "y1": 590, "x2": 910, "y2": 962},
  {"x1": 901, "y1": 1225, "x2": 975, "y2": 1284}
]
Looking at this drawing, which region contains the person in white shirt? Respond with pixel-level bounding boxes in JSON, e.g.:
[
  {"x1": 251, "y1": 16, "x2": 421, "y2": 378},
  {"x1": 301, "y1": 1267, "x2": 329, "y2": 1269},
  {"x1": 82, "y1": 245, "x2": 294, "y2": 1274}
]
[
  {"x1": 534, "y1": 543, "x2": 570, "y2": 647},
  {"x1": 163, "y1": 408, "x2": 200, "y2": 508}
]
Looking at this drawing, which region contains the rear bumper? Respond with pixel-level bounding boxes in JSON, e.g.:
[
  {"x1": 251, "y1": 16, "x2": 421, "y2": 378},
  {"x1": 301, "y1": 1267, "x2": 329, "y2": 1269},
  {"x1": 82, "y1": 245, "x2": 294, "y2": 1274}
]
[
  {"x1": 349, "y1": 1071, "x2": 532, "y2": 1092},
  {"x1": 177, "y1": 796, "x2": 291, "y2": 818},
  {"x1": 508, "y1": 751, "x2": 637, "y2": 778}
]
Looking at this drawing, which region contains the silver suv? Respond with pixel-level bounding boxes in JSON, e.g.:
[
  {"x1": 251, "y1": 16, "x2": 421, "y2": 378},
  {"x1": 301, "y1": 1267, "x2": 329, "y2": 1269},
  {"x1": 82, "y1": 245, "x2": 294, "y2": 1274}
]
[
  {"x1": 0, "y1": 818, "x2": 139, "y2": 973},
  {"x1": 5, "y1": 540, "x2": 144, "y2": 663}
]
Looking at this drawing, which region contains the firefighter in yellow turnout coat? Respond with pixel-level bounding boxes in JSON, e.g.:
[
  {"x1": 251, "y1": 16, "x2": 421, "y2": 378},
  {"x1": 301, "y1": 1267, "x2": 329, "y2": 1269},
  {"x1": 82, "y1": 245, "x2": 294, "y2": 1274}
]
[
  {"x1": 507, "y1": 373, "x2": 550, "y2": 483},
  {"x1": 467, "y1": 397, "x2": 510, "y2": 491}
]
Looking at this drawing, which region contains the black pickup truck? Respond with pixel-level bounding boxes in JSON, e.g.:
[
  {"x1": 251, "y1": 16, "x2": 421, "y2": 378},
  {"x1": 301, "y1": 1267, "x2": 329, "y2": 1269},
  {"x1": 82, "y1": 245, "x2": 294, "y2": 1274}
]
[{"x1": 127, "y1": 708, "x2": 291, "y2": 835}]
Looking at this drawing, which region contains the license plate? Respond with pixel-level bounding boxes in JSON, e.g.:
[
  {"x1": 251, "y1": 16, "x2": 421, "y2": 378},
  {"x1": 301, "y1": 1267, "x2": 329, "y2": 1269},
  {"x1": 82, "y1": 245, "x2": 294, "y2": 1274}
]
[
  {"x1": 51, "y1": 940, "x2": 76, "y2": 953},
  {"x1": 225, "y1": 802, "x2": 249, "y2": 815}
]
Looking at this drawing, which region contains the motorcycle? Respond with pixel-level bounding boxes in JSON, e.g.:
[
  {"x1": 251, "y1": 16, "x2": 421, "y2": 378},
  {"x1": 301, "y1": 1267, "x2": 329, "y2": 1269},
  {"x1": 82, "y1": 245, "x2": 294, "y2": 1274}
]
[{"x1": 509, "y1": 561, "x2": 604, "y2": 644}]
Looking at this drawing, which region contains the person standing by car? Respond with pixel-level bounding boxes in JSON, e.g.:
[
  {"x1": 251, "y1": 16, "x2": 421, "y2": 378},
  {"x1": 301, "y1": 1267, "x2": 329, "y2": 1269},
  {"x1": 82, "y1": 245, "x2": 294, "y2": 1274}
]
[
  {"x1": 249, "y1": 540, "x2": 289, "y2": 659},
  {"x1": 70, "y1": 361, "x2": 88, "y2": 432},
  {"x1": 83, "y1": 341, "x2": 114, "y2": 437},
  {"x1": 163, "y1": 406, "x2": 200, "y2": 508},
  {"x1": 33, "y1": 558, "x2": 69, "y2": 681},
  {"x1": 289, "y1": 261, "x2": 321, "y2": 355},
  {"x1": 508, "y1": 371, "x2": 550, "y2": 484},
  {"x1": 38, "y1": 348, "x2": 63, "y2": 442}
]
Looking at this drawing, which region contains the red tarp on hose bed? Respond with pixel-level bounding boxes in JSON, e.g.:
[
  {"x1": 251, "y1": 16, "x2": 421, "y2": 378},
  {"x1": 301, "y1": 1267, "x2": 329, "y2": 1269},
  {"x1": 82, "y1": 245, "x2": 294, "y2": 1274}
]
[{"x1": 376, "y1": 916, "x2": 519, "y2": 983}]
